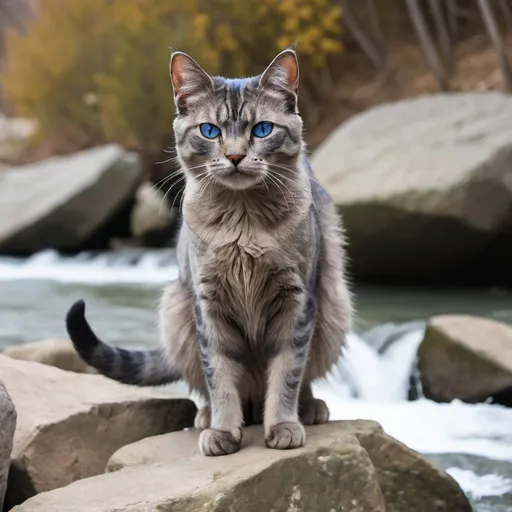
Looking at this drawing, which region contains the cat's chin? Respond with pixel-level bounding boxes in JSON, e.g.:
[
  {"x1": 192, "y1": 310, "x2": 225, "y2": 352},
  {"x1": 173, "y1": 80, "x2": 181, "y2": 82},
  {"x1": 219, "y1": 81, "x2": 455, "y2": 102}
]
[{"x1": 216, "y1": 170, "x2": 261, "y2": 191}]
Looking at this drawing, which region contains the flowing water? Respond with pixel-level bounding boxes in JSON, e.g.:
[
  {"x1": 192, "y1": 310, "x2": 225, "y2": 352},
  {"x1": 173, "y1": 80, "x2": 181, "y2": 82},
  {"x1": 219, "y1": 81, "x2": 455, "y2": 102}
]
[{"x1": 1, "y1": 249, "x2": 512, "y2": 511}]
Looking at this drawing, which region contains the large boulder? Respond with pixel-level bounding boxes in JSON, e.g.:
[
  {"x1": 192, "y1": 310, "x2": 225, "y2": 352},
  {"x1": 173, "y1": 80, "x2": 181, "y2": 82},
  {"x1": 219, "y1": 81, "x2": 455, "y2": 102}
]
[
  {"x1": 11, "y1": 421, "x2": 471, "y2": 512},
  {"x1": 418, "y1": 314, "x2": 512, "y2": 404},
  {"x1": 0, "y1": 144, "x2": 142, "y2": 254},
  {"x1": 0, "y1": 355, "x2": 196, "y2": 508},
  {"x1": 0, "y1": 382, "x2": 16, "y2": 511},
  {"x1": 312, "y1": 92, "x2": 512, "y2": 284},
  {"x1": 2, "y1": 339, "x2": 97, "y2": 374}
]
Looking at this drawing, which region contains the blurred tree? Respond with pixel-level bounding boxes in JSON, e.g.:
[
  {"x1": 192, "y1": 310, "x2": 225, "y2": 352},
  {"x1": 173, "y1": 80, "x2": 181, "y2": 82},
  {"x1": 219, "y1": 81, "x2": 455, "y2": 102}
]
[
  {"x1": 477, "y1": 0, "x2": 512, "y2": 91},
  {"x1": 340, "y1": 0, "x2": 384, "y2": 70},
  {"x1": 406, "y1": 0, "x2": 448, "y2": 90},
  {"x1": 429, "y1": 0, "x2": 452, "y2": 68},
  {"x1": 3, "y1": 0, "x2": 343, "y2": 176},
  {"x1": 0, "y1": 0, "x2": 34, "y2": 110}
]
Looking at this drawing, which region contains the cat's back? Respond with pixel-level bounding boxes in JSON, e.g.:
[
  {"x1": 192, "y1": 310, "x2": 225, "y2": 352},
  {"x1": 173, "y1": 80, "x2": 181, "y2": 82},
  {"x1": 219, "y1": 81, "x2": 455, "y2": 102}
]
[{"x1": 302, "y1": 155, "x2": 334, "y2": 208}]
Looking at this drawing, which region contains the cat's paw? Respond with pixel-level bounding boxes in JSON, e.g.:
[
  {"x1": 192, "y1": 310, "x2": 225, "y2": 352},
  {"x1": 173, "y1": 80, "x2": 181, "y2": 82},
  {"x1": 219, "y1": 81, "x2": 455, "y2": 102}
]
[
  {"x1": 199, "y1": 428, "x2": 242, "y2": 456},
  {"x1": 265, "y1": 421, "x2": 305, "y2": 450},
  {"x1": 299, "y1": 398, "x2": 330, "y2": 425},
  {"x1": 194, "y1": 407, "x2": 211, "y2": 430}
]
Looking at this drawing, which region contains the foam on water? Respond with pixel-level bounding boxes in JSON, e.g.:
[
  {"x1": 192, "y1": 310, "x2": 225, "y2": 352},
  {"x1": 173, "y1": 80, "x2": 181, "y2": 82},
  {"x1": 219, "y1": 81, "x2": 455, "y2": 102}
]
[
  {"x1": 313, "y1": 333, "x2": 512, "y2": 466},
  {"x1": 444, "y1": 469, "x2": 512, "y2": 500},
  {"x1": 311, "y1": 330, "x2": 512, "y2": 503},
  {"x1": 0, "y1": 249, "x2": 178, "y2": 284}
]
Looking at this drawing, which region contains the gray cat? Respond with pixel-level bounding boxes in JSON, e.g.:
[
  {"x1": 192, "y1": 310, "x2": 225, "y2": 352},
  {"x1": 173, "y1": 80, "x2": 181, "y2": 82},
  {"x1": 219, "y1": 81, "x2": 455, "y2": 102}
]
[{"x1": 66, "y1": 48, "x2": 353, "y2": 456}]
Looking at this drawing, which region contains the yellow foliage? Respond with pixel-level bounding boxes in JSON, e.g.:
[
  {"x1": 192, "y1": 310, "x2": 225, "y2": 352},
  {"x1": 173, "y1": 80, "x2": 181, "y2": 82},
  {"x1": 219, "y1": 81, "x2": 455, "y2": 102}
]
[{"x1": 3, "y1": 0, "x2": 343, "y2": 161}]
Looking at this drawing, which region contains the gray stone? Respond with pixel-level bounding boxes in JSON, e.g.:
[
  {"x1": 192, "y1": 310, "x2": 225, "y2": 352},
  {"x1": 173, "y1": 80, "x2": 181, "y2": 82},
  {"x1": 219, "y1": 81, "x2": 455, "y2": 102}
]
[
  {"x1": 10, "y1": 421, "x2": 471, "y2": 512},
  {"x1": 312, "y1": 92, "x2": 512, "y2": 282},
  {"x1": 0, "y1": 144, "x2": 142, "y2": 253},
  {"x1": 418, "y1": 314, "x2": 512, "y2": 403},
  {"x1": 3, "y1": 339, "x2": 97, "y2": 374},
  {"x1": 0, "y1": 382, "x2": 16, "y2": 511},
  {"x1": 0, "y1": 354, "x2": 196, "y2": 508}
]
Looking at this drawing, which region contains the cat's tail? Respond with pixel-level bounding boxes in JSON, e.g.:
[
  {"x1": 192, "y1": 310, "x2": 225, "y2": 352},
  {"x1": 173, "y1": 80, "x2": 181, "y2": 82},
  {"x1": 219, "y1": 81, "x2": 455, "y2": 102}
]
[{"x1": 66, "y1": 300, "x2": 181, "y2": 386}]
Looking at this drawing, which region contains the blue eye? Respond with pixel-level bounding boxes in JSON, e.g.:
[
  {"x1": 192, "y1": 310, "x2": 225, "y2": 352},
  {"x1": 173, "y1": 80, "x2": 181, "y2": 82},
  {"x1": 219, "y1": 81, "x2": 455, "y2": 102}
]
[
  {"x1": 200, "y1": 123, "x2": 221, "y2": 139},
  {"x1": 252, "y1": 121, "x2": 274, "y2": 138}
]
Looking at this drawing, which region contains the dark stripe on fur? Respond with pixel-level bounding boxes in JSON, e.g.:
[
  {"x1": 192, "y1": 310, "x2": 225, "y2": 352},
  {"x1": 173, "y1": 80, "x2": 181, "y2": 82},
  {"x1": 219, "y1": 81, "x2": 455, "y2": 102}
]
[
  {"x1": 66, "y1": 300, "x2": 180, "y2": 386},
  {"x1": 260, "y1": 132, "x2": 286, "y2": 155},
  {"x1": 192, "y1": 298, "x2": 215, "y2": 388},
  {"x1": 189, "y1": 134, "x2": 212, "y2": 155}
]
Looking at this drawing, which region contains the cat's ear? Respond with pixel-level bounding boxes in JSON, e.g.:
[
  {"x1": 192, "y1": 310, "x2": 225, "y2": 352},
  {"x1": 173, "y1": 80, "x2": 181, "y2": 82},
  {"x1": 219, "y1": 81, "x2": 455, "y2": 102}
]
[
  {"x1": 170, "y1": 51, "x2": 213, "y2": 112},
  {"x1": 259, "y1": 48, "x2": 299, "y2": 95}
]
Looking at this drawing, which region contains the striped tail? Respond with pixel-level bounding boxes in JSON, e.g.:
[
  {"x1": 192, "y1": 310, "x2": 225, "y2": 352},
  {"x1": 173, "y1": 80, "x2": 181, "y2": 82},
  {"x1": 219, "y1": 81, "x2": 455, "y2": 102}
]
[{"x1": 66, "y1": 300, "x2": 180, "y2": 386}]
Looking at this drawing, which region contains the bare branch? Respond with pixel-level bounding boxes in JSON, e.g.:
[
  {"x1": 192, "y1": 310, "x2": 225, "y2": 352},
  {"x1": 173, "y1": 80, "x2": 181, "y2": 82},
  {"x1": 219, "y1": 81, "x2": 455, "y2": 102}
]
[
  {"x1": 429, "y1": 0, "x2": 452, "y2": 66},
  {"x1": 340, "y1": 0, "x2": 384, "y2": 70},
  {"x1": 477, "y1": 0, "x2": 512, "y2": 90},
  {"x1": 498, "y1": 0, "x2": 512, "y2": 30},
  {"x1": 320, "y1": 66, "x2": 335, "y2": 95},
  {"x1": 405, "y1": 0, "x2": 448, "y2": 90},
  {"x1": 446, "y1": 0, "x2": 458, "y2": 45},
  {"x1": 365, "y1": 0, "x2": 385, "y2": 53}
]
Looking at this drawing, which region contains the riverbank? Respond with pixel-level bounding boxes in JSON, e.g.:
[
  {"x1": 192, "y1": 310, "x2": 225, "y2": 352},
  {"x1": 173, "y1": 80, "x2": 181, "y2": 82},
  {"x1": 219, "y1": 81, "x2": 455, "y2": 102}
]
[{"x1": 1, "y1": 249, "x2": 512, "y2": 509}]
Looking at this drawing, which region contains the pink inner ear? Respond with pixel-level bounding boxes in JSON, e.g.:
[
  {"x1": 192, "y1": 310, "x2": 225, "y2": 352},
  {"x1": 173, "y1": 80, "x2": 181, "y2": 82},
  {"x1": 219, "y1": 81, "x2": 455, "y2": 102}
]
[
  {"x1": 280, "y1": 53, "x2": 299, "y2": 88},
  {"x1": 170, "y1": 54, "x2": 187, "y2": 93}
]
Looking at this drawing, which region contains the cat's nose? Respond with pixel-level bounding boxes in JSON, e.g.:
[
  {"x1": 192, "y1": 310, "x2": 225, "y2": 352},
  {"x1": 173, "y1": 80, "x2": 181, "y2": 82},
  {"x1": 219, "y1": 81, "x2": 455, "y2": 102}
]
[{"x1": 226, "y1": 154, "x2": 246, "y2": 167}]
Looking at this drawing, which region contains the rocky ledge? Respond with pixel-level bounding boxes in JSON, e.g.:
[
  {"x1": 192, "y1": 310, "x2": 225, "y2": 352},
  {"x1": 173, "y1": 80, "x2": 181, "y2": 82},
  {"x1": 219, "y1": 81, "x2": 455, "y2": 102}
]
[
  {"x1": 0, "y1": 355, "x2": 196, "y2": 509},
  {"x1": 0, "y1": 346, "x2": 473, "y2": 512},
  {"x1": 10, "y1": 420, "x2": 470, "y2": 512}
]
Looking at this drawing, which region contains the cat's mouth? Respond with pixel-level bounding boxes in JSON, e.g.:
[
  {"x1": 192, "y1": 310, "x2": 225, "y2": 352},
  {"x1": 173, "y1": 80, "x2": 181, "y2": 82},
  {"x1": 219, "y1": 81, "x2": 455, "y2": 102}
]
[{"x1": 215, "y1": 167, "x2": 261, "y2": 190}]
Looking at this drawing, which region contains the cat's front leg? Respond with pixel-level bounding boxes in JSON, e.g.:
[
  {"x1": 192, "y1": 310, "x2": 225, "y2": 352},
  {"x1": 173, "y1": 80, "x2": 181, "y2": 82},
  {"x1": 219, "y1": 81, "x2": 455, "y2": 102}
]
[
  {"x1": 264, "y1": 290, "x2": 315, "y2": 450},
  {"x1": 195, "y1": 304, "x2": 244, "y2": 456}
]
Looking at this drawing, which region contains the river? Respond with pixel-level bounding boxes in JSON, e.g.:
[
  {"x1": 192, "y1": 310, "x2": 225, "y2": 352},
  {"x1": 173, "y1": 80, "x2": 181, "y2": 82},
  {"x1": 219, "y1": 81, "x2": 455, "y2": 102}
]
[{"x1": 1, "y1": 249, "x2": 512, "y2": 511}]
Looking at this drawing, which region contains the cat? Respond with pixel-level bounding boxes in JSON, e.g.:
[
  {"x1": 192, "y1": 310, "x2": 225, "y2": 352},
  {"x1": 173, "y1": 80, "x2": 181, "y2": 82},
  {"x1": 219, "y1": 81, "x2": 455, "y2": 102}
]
[{"x1": 66, "y1": 47, "x2": 353, "y2": 457}]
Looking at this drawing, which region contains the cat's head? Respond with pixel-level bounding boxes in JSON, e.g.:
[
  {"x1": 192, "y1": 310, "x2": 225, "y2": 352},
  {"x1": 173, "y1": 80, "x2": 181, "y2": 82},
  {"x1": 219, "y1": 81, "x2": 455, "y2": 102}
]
[{"x1": 170, "y1": 49, "x2": 304, "y2": 191}]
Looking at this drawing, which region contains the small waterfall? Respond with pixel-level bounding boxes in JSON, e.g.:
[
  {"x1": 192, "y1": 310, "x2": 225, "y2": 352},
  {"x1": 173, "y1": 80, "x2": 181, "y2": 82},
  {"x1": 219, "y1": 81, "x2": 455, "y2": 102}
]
[{"x1": 315, "y1": 325, "x2": 424, "y2": 403}]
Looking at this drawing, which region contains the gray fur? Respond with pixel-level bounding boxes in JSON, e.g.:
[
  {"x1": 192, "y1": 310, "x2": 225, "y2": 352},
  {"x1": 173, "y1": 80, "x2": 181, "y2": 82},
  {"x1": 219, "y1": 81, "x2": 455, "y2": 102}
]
[{"x1": 66, "y1": 48, "x2": 352, "y2": 456}]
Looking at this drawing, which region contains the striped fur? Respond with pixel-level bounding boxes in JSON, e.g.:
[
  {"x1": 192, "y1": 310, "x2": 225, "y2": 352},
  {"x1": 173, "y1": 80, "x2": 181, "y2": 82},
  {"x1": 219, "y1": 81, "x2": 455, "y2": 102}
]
[
  {"x1": 66, "y1": 49, "x2": 353, "y2": 456},
  {"x1": 66, "y1": 300, "x2": 179, "y2": 386}
]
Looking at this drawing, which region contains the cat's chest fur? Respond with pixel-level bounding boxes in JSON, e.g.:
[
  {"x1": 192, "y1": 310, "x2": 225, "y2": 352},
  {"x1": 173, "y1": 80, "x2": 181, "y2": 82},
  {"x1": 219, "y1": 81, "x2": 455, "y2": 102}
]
[
  {"x1": 184, "y1": 192, "x2": 308, "y2": 342},
  {"x1": 199, "y1": 235, "x2": 302, "y2": 343}
]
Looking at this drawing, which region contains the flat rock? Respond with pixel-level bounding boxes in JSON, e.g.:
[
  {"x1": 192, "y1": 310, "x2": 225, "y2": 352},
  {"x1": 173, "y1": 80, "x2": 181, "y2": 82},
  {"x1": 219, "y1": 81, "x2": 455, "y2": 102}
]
[
  {"x1": 0, "y1": 354, "x2": 196, "y2": 508},
  {"x1": 0, "y1": 382, "x2": 16, "y2": 511},
  {"x1": 3, "y1": 339, "x2": 97, "y2": 374},
  {"x1": 12, "y1": 421, "x2": 471, "y2": 512},
  {"x1": 312, "y1": 92, "x2": 512, "y2": 283},
  {"x1": 418, "y1": 314, "x2": 512, "y2": 403},
  {"x1": 0, "y1": 144, "x2": 142, "y2": 254}
]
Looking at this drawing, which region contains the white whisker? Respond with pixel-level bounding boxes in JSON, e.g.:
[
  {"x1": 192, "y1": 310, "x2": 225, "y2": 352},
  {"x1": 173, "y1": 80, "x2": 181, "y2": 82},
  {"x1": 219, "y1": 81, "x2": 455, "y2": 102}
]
[
  {"x1": 159, "y1": 175, "x2": 186, "y2": 218},
  {"x1": 265, "y1": 172, "x2": 291, "y2": 212}
]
